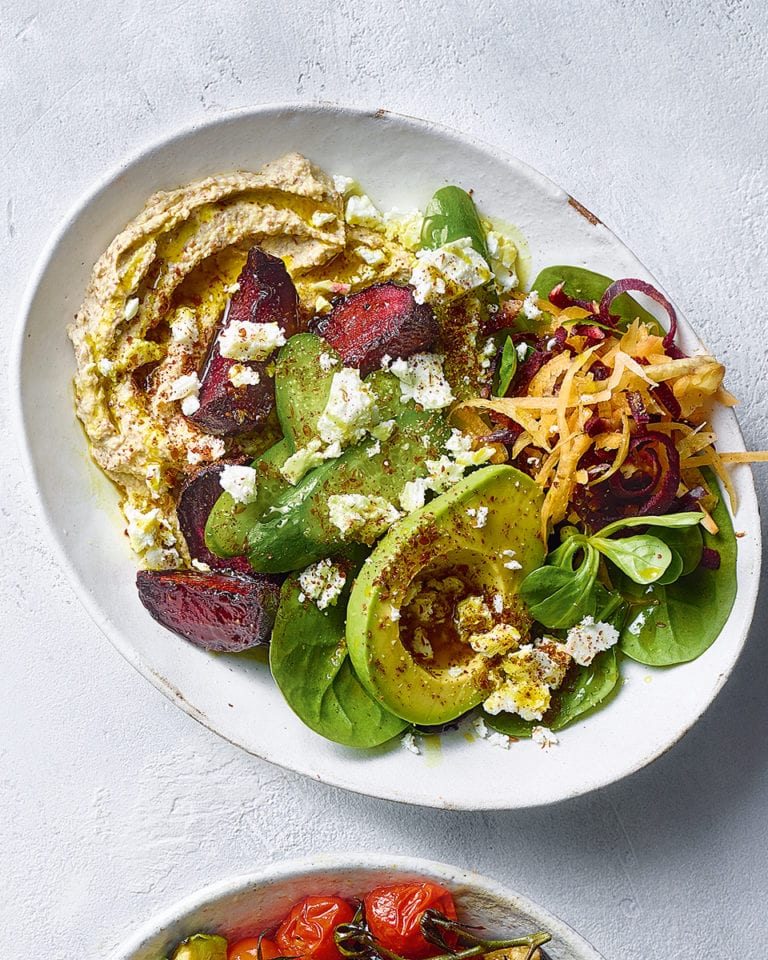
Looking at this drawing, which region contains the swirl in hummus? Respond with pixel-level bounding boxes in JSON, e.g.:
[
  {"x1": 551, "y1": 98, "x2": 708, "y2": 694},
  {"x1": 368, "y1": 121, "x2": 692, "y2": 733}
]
[{"x1": 68, "y1": 153, "x2": 418, "y2": 568}]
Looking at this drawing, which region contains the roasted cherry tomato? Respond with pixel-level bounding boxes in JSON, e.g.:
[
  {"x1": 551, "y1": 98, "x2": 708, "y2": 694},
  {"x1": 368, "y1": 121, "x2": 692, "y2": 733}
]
[
  {"x1": 228, "y1": 937, "x2": 281, "y2": 960},
  {"x1": 364, "y1": 882, "x2": 458, "y2": 959},
  {"x1": 276, "y1": 895, "x2": 355, "y2": 960}
]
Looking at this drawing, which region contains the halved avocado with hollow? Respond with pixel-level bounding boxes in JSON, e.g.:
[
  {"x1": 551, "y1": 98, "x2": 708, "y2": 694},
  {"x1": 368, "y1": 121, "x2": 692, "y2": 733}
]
[{"x1": 346, "y1": 465, "x2": 545, "y2": 725}]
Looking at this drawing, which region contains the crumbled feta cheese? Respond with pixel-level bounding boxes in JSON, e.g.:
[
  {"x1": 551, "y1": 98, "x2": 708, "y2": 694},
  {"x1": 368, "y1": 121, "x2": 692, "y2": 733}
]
[
  {"x1": 311, "y1": 210, "x2": 337, "y2": 227},
  {"x1": 485, "y1": 230, "x2": 519, "y2": 292},
  {"x1": 532, "y1": 726, "x2": 559, "y2": 750},
  {"x1": 445, "y1": 428, "x2": 494, "y2": 466},
  {"x1": 484, "y1": 641, "x2": 571, "y2": 721},
  {"x1": 410, "y1": 236, "x2": 492, "y2": 305},
  {"x1": 208, "y1": 438, "x2": 226, "y2": 460},
  {"x1": 399, "y1": 477, "x2": 429, "y2": 513},
  {"x1": 501, "y1": 549, "x2": 522, "y2": 570},
  {"x1": 468, "y1": 623, "x2": 521, "y2": 658},
  {"x1": 516, "y1": 342, "x2": 529, "y2": 362},
  {"x1": 317, "y1": 368, "x2": 377, "y2": 446},
  {"x1": 191, "y1": 559, "x2": 211, "y2": 573},
  {"x1": 219, "y1": 321, "x2": 286, "y2": 361},
  {"x1": 228, "y1": 363, "x2": 261, "y2": 387},
  {"x1": 383, "y1": 208, "x2": 424, "y2": 251},
  {"x1": 280, "y1": 438, "x2": 338, "y2": 486},
  {"x1": 425, "y1": 455, "x2": 466, "y2": 493},
  {"x1": 385, "y1": 352, "x2": 454, "y2": 410},
  {"x1": 124, "y1": 504, "x2": 162, "y2": 553},
  {"x1": 168, "y1": 373, "x2": 201, "y2": 415},
  {"x1": 224, "y1": 281, "x2": 241, "y2": 295},
  {"x1": 473, "y1": 506, "x2": 489, "y2": 528},
  {"x1": 355, "y1": 245, "x2": 386, "y2": 266},
  {"x1": 319, "y1": 352, "x2": 339, "y2": 372},
  {"x1": 562, "y1": 615, "x2": 620, "y2": 665},
  {"x1": 124, "y1": 297, "x2": 140, "y2": 321},
  {"x1": 219, "y1": 465, "x2": 259, "y2": 504},
  {"x1": 170, "y1": 308, "x2": 199, "y2": 348},
  {"x1": 345, "y1": 194, "x2": 385, "y2": 230},
  {"x1": 626, "y1": 611, "x2": 647, "y2": 635},
  {"x1": 315, "y1": 295, "x2": 332, "y2": 315},
  {"x1": 472, "y1": 716, "x2": 511, "y2": 749},
  {"x1": 369, "y1": 418, "x2": 395, "y2": 441},
  {"x1": 298, "y1": 558, "x2": 347, "y2": 610},
  {"x1": 492, "y1": 593, "x2": 504, "y2": 614},
  {"x1": 389, "y1": 605, "x2": 401, "y2": 622},
  {"x1": 333, "y1": 174, "x2": 358, "y2": 196},
  {"x1": 181, "y1": 395, "x2": 200, "y2": 416},
  {"x1": 366, "y1": 439, "x2": 381, "y2": 458},
  {"x1": 521, "y1": 290, "x2": 542, "y2": 320},
  {"x1": 327, "y1": 494, "x2": 401, "y2": 539},
  {"x1": 97, "y1": 358, "x2": 114, "y2": 376},
  {"x1": 400, "y1": 731, "x2": 422, "y2": 755}
]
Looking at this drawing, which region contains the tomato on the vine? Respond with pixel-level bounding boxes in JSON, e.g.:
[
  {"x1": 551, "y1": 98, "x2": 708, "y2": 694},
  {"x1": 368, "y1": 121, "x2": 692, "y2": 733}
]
[
  {"x1": 363, "y1": 882, "x2": 458, "y2": 959},
  {"x1": 275, "y1": 895, "x2": 355, "y2": 960},
  {"x1": 228, "y1": 938, "x2": 281, "y2": 960}
]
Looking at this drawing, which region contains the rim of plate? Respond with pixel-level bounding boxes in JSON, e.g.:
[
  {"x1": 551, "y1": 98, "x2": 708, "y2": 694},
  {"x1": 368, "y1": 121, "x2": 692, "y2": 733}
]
[
  {"x1": 107, "y1": 852, "x2": 604, "y2": 960},
  {"x1": 9, "y1": 101, "x2": 762, "y2": 809}
]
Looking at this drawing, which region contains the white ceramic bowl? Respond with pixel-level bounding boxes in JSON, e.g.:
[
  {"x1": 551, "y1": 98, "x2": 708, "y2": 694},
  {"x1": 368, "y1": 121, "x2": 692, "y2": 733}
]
[
  {"x1": 11, "y1": 103, "x2": 762, "y2": 809},
  {"x1": 108, "y1": 854, "x2": 604, "y2": 960}
]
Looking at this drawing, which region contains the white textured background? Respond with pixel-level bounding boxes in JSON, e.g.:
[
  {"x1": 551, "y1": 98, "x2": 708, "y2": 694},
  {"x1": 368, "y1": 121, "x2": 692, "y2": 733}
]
[{"x1": 2, "y1": 2, "x2": 768, "y2": 958}]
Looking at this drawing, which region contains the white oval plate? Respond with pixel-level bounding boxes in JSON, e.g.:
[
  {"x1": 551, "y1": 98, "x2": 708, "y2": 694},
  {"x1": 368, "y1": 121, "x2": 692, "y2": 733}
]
[
  {"x1": 109, "y1": 853, "x2": 604, "y2": 960},
  {"x1": 11, "y1": 103, "x2": 761, "y2": 809}
]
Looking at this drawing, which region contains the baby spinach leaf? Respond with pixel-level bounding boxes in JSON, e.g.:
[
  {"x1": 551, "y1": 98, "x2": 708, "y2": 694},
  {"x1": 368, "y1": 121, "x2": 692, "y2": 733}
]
[
  {"x1": 619, "y1": 477, "x2": 737, "y2": 665},
  {"x1": 483, "y1": 649, "x2": 621, "y2": 739},
  {"x1": 483, "y1": 711, "x2": 535, "y2": 738},
  {"x1": 656, "y1": 547, "x2": 684, "y2": 585},
  {"x1": 530, "y1": 265, "x2": 663, "y2": 334},
  {"x1": 550, "y1": 648, "x2": 621, "y2": 731},
  {"x1": 492, "y1": 336, "x2": 518, "y2": 397},
  {"x1": 270, "y1": 557, "x2": 407, "y2": 747},
  {"x1": 653, "y1": 524, "x2": 703, "y2": 577},
  {"x1": 591, "y1": 534, "x2": 672, "y2": 584}
]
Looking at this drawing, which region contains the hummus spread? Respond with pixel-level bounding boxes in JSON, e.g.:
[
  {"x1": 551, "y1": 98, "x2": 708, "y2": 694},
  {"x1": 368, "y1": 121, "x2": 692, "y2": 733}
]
[{"x1": 69, "y1": 152, "x2": 416, "y2": 568}]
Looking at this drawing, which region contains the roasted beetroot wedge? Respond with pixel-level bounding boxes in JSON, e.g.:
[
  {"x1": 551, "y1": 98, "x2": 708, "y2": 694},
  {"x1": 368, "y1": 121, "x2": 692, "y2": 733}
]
[
  {"x1": 187, "y1": 247, "x2": 300, "y2": 436},
  {"x1": 136, "y1": 569, "x2": 281, "y2": 651},
  {"x1": 176, "y1": 463, "x2": 252, "y2": 574},
  {"x1": 312, "y1": 282, "x2": 438, "y2": 376}
]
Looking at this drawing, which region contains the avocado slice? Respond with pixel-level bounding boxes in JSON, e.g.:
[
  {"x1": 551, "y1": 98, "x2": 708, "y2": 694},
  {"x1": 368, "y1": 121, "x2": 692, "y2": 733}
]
[
  {"x1": 274, "y1": 333, "x2": 341, "y2": 451},
  {"x1": 204, "y1": 437, "x2": 292, "y2": 557},
  {"x1": 346, "y1": 465, "x2": 545, "y2": 725}
]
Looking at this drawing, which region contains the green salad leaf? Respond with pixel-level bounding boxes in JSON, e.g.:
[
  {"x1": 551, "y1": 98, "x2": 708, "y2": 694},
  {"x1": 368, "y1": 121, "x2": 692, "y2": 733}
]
[
  {"x1": 269, "y1": 553, "x2": 407, "y2": 747},
  {"x1": 619, "y1": 473, "x2": 737, "y2": 665},
  {"x1": 530, "y1": 264, "x2": 664, "y2": 335}
]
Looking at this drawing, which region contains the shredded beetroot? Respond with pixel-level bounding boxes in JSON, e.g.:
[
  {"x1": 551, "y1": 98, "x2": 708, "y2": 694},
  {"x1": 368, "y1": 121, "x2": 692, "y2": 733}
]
[
  {"x1": 700, "y1": 547, "x2": 721, "y2": 570},
  {"x1": 627, "y1": 391, "x2": 650, "y2": 428},
  {"x1": 652, "y1": 381, "x2": 682, "y2": 419},
  {"x1": 599, "y1": 278, "x2": 683, "y2": 355},
  {"x1": 573, "y1": 431, "x2": 682, "y2": 526},
  {"x1": 548, "y1": 281, "x2": 595, "y2": 313}
]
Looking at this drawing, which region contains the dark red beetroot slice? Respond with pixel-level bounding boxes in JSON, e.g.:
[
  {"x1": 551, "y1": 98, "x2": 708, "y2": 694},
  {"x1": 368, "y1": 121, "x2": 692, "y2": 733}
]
[
  {"x1": 187, "y1": 247, "x2": 300, "y2": 437},
  {"x1": 137, "y1": 569, "x2": 281, "y2": 651},
  {"x1": 311, "y1": 282, "x2": 438, "y2": 376},
  {"x1": 176, "y1": 463, "x2": 252, "y2": 574}
]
